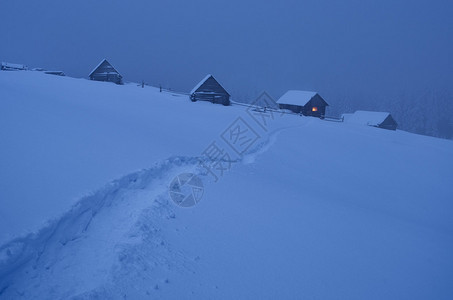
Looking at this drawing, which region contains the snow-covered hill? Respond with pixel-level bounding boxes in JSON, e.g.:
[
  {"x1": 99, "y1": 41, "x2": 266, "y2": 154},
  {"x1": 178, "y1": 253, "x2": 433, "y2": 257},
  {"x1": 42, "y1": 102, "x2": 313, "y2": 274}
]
[{"x1": 1, "y1": 71, "x2": 452, "y2": 299}]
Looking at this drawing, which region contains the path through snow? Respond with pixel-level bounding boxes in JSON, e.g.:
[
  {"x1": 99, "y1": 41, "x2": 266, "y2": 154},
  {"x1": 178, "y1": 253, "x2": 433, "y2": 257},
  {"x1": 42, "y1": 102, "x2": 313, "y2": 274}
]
[{"x1": 0, "y1": 128, "x2": 287, "y2": 298}]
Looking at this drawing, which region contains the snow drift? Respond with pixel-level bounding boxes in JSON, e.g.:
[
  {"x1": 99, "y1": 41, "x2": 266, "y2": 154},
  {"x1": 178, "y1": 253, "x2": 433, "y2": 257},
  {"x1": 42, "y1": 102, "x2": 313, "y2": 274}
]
[{"x1": 0, "y1": 71, "x2": 452, "y2": 299}]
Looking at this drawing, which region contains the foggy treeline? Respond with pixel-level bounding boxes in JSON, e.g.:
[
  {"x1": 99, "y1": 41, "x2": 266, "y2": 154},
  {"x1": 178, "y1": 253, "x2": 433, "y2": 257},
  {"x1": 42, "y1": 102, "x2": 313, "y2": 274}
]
[
  {"x1": 235, "y1": 89, "x2": 453, "y2": 140},
  {"x1": 328, "y1": 90, "x2": 453, "y2": 140}
]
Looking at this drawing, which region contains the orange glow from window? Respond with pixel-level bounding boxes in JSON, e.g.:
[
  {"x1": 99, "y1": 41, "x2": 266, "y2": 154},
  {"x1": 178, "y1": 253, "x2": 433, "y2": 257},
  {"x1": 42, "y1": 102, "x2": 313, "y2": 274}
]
[{"x1": 312, "y1": 107, "x2": 318, "y2": 112}]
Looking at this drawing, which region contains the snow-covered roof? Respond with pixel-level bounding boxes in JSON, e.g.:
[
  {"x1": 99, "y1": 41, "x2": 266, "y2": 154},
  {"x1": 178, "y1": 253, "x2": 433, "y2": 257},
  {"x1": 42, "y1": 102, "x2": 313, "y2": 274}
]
[
  {"x1": 343, "y1": 111, "x2": 392, "y2": 127},
  {"x1": 276, "y1": 90, "x2": 318, "y2": 106},
  {"x1": 190, "y1": 74, "x2": 213, "y2": 95},
  {"x1": 89, "y1": 59, "x2": 120, "y2": 77},
  {"x1": 89, "y1": 59, "x2": 107, "y2": 76},
  {"x1": 1, "y1": 62, "x2": 27, "y2": 70}
]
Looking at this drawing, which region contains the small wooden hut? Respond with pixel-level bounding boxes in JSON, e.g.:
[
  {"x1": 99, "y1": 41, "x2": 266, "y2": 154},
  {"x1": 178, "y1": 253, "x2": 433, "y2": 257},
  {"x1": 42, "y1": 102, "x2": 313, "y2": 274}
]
[
  {"x1": 342, "y1": 111, "x2": 398, "y2": 130},
  {"x1": 277, "y1": 90, "x2": 328, "y2": 117},
  {"x1": 190, "y1": 74, "x2": 230, "y2": 106},
  {"x1": 89, "y1": 59, "x2": 122, "y2": 84}
]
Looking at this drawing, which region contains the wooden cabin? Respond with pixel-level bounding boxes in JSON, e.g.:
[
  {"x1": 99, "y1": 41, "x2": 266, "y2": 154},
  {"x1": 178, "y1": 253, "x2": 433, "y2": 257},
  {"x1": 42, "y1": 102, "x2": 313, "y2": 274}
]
[
  {"x1": 190, "y1": 74, "x2": 230, "y2": 106},
  {"x1": 89, "y1": 59, "x2": 123, "y2": 84},
  {"x1": 277, "y1": 90, "x2": 328, "y2": 117},
  {"x1": 1, "y1": 62, "x2": 28, "y2": 71},
  {"x1": 342, "y1": 111, "x2": 398, "y2": 130}
]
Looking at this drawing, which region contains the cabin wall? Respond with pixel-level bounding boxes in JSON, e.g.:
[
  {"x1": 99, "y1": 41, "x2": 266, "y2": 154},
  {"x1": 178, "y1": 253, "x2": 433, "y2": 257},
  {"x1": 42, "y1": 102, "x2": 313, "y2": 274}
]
[
  {"x1": 379, "y1": 116, "x2": 398, "y2": 130},
  {"x1": 378, "y1": 124, "x2": 397, "y2": 130},
  {"x1": 304, "y1": 95, "x2": 327, "y2": 117},
  {"x1": 191, "y1": 92, "x2": 230, "y2": 105},
  {"x1": 279, "y1": 103, "x2": 326, "y2": 117},
  {"x1": 191, "y1": 77, "x2": 230, "y2": 106},
  {"x1": 90, "y1": 61, "x2": 123, "y2": 84},
  {"x1": 303, "y1": 105, "x2": 326, "y2": 118},
  {"x1": 279, "y1": 103, "x2": 303, "y2": 113},
  {"x1": 90, "y1": 73, "x2": 122, "y2": 84}
]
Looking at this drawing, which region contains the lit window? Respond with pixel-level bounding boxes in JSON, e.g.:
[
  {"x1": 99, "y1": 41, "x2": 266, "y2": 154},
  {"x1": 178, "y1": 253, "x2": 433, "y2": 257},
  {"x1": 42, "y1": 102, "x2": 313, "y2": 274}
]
[{"x1": 312, "y1": 107, "x2": 318, "y2": 112}]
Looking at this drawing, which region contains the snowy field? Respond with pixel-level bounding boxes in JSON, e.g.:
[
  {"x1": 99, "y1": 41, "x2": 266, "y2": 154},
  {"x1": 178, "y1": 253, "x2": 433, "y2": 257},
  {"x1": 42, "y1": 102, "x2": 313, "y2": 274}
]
[{"x1": 1, "y1": 71, "x2": 452, "y2": 299}]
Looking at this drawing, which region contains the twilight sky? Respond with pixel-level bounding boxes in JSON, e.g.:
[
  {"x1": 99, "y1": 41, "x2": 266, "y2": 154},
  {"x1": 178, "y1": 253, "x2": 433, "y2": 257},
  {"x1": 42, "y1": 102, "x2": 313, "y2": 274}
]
[{"x1": 1, "y1": 0, "x2": 452, "y2": 101}]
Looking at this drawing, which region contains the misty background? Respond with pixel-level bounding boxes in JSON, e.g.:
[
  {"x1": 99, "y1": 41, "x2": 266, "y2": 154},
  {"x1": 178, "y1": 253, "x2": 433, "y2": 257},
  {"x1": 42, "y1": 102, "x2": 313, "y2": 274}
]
[{"x1": 1, "y1": 0, "x2": 452, "y2": 139}]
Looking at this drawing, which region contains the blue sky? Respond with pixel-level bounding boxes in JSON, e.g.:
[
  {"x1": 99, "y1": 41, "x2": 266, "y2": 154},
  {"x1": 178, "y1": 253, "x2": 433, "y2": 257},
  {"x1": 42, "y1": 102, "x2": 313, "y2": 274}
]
[{"x1": 1, "y1": 0, "x2": 452, "y2": 100}]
